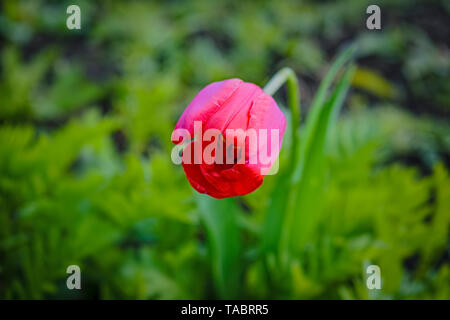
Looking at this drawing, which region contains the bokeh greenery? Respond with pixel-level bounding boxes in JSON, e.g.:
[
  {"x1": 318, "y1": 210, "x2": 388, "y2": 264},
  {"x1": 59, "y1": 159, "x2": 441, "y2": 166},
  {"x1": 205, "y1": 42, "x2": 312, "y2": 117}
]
[{"x1": 0, "y1": 0, "x2": 449, "y2": 299}]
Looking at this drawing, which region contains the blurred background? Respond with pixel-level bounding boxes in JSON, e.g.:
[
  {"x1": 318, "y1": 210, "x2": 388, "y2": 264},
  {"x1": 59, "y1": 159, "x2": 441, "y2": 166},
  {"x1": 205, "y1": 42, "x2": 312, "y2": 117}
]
[{"x1": 0, "y1": 0, "x2": 448, "y2": 299}]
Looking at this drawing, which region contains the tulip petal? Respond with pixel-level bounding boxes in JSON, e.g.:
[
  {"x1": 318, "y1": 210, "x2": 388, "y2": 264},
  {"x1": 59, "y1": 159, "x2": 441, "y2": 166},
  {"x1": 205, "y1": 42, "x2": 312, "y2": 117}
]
[
  {"x1": 173, "y1": 78, "x2": 286, "y2": 198},
  {"x1": 175, "y1": 79, "x2": 242, "y2": 137}
]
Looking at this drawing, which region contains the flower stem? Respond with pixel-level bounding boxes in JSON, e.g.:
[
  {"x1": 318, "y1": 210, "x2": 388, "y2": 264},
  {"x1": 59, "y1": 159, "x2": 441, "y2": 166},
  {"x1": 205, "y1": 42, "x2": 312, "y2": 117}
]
[{"x1": 264, "y1": 67, "x2": 301, "y2": 169}]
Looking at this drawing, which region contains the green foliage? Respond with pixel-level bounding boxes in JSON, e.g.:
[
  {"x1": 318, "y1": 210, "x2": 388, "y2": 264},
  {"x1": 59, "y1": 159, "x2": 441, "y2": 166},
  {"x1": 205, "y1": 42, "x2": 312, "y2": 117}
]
[{"x1": 0, "y1": 0, "x2": 448, "y2": 300}]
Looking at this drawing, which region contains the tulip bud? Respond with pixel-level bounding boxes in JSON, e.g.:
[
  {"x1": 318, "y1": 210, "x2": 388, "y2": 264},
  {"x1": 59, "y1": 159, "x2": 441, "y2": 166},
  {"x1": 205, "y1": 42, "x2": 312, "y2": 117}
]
[{"x1": 172, "y1": 79, "x2": 286, "y2": 199}]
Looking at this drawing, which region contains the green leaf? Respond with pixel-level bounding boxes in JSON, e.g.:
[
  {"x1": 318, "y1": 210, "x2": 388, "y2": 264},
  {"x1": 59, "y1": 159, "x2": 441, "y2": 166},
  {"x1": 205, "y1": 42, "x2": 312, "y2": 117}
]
[
  {"x1": 293, "y1": 44, "x2": 356, "y2": 183},
  {"x1": 196, "y1": 194, "x2": 242, "y2": 298},
  {"x1": 261, "y1": 45, "x2": 356, "y2": 264},
  {"x1": 288, "y1": 63, "x2": 356, "y2": 251},
  {"x1": 352, "y1": 67, "x2": 399, "y2": 99}
]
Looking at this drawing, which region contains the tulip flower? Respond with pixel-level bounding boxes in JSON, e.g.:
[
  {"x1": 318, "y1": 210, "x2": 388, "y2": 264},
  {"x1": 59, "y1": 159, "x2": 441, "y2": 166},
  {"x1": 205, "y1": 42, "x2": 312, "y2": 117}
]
[{"x1": 172, "y1": 79, "x2": 286, "y2": 199}]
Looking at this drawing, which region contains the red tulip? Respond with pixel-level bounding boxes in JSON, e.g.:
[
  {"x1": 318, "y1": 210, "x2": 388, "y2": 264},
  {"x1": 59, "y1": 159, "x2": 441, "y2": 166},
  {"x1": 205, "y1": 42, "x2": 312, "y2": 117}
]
[{"x1": 172, "y1": 79, "x2": 286, "y2": 199}]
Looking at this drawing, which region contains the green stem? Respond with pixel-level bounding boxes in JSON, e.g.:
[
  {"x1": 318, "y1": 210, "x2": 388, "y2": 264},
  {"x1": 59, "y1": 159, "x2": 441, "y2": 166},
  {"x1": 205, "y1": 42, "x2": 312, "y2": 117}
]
[
  {"x1": 263, "y1": 68, "x2": 301, "y2": 272},
  {"x1": 264, "y1": 67, "x2": 301, "y2": 170}
]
